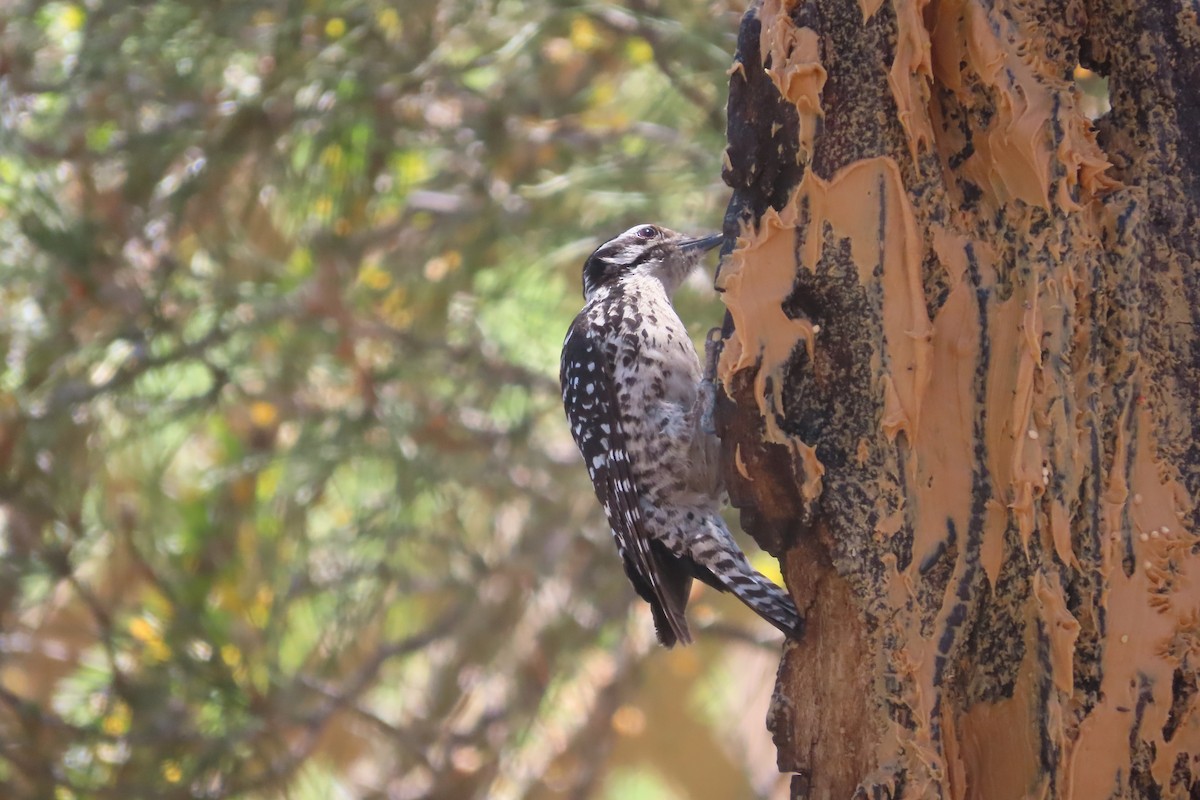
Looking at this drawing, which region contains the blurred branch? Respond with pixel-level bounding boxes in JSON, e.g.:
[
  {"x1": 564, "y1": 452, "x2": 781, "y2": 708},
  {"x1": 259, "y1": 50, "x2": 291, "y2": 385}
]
[
  {"x1": 224, "y1": 603, "x2": 466, "y2": 795},
  {"x1": 355, "y1": 320, "x2": 558, "y2": 394},
  {"x1": 589, "y1": 4, "x2": 726, "y2": 133},
  {"x1": 39, "y1": 289, "x2": 306, "y2": 416}
]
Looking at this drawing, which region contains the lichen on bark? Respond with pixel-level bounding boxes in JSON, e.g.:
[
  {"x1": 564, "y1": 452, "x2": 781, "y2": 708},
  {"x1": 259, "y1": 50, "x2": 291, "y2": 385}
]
[{"x1": 714, "y1": 0, "x2": 1200, "y2": 797}]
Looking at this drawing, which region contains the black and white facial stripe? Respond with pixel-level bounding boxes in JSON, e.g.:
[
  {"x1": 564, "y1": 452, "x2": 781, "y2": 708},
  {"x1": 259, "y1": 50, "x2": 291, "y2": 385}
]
[{"x1": 581, "y1": 224, "x2": 721, "y2": 302}]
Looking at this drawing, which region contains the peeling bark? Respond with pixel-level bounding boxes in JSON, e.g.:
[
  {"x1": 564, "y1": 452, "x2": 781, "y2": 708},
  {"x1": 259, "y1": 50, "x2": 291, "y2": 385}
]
[{"x1": 714, "y1": 0, "x2": 1200, "y2": 797}]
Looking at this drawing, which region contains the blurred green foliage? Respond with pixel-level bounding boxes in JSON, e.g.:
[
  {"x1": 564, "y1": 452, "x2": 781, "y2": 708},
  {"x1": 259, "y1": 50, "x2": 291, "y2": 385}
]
[{"x1": 0, "y1": 0, "x2": 780, "y2": 797}]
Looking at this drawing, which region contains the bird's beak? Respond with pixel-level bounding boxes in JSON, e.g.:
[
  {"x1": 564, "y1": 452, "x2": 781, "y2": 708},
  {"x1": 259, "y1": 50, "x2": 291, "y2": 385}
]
[{"x1": 679, "y1": 233, "x2": 724, "y2": 254}]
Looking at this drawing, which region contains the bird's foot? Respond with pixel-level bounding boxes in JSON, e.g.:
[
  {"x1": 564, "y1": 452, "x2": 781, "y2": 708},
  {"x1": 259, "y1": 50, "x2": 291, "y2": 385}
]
[{"x1": 698, "y1": 327, "x2": 724, "y2": 436}]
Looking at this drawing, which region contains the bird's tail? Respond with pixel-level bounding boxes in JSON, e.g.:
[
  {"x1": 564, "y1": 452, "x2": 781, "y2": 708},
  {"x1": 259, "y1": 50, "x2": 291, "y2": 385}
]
[{"x1": 690, "y1": 515, "x2": 803, "y2": 639}]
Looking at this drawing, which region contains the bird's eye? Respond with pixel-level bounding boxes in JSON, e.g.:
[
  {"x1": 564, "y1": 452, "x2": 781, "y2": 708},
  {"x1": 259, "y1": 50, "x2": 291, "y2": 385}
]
[{"x1": 635, "y1": 226, "x2": 658, "y2": 240}]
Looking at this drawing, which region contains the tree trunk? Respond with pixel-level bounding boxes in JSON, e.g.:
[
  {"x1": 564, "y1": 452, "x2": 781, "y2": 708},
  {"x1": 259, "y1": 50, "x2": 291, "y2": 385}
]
[{"x1": 713, "y1": 0, "x2": 1200, "y2": 797}]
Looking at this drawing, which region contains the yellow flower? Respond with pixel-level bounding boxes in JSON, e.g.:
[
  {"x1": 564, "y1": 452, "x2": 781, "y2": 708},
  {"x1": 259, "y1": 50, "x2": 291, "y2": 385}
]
[
  {"x1": 313, "y1": 195, "x2": 334, "y2": 219},
  {"x1": 101, "y1": 702, "x2": 131, "y2": 737},
  {"x1": 626, "y1": 37, "x2": 654, "y2": 65},
  {"x1": 320, "y1": 144, "x2": 344, "y2": 169},
  {"x1": 221, "y1": 643, "x2": 242, "y2": 668},
  {"x1": 382, "y1": 287, "x2": 413, "y2": 329},
  {"x1": 60, "y1": 4, "x2": 86, "y2": 32},
  {"x1": 325, "y1": 17, "x2": 346, "y2": 39},
  {"x1": 129, "y1": 612, "x2": 172, "y2": 660},
  {"x1": 249, "y1": 401, "x2": 278, "y2": 428},
  {"x1": 145, "y1": 638, "x2": 171, "y2": 662},
  {"x1": 569, "y1": 16, "x2": 601, "y2": 51},
  {"x1": 358, "y1": 263, "x2": 393, "y2": 290},
  {"x1": 249, "y1": 586, "x2": 274, "y2": 628},
  {"x1": 162, "y1": 760, "x2": 183, "y2": 784},
  {"x1": 128, "y1": 616, "x2": 157, "y2": 643},
  {"x1": 377, "y1": 8, "x2": 402, "y2": 39}
]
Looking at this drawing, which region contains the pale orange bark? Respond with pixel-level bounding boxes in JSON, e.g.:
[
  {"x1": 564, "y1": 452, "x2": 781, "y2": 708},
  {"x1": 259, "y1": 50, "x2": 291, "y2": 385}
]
[{"x1": 715, "y1": 0, "x2": 1200, "y2": 797}]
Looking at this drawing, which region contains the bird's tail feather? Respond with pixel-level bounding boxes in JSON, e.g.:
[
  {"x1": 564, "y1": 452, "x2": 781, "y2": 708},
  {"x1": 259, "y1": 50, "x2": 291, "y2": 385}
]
[
  {"x1": 690, "y1": 516, "x2": 803, "y2": 639},
  {"x1": 649, "y1": 548, "x2": 694, "y2": 647}
]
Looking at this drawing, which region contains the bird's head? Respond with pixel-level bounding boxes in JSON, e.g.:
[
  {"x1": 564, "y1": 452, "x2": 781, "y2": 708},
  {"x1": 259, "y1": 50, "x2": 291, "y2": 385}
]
[{"x1": 581, "y1": 224, "x2": 723, "y2": 302}]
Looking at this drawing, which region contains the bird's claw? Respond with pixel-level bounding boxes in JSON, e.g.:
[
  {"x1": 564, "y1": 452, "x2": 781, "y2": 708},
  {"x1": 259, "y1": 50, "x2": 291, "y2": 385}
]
[{"x1": 699, "y1": 327, "x2": 724, "y2": 435}]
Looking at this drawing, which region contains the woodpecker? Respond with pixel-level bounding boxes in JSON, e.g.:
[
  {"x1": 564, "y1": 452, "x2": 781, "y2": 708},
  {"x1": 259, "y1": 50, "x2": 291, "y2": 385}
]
[{"x1": 560, "y1": 223, "x2": 803, "y2": 646}]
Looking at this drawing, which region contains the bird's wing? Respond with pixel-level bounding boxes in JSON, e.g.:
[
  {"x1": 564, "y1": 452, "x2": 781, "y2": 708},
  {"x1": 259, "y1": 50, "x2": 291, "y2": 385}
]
[{"x1": 560, "y1": 319, "x2": 692, "y2": 646}]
